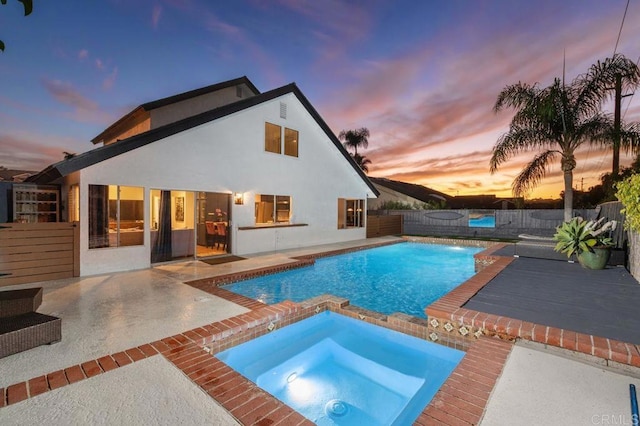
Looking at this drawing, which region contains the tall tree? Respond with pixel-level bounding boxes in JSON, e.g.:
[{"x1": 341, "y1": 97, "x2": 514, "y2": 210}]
[
  {"x1": 1, "y1": 0, "x2": 33, "y2": 52},
  {"x1": 352, "y1": 153, "x2": 372, "y2": 173},
  {"x1": 491, "y1": 55, "x2": 640, "y2": 222},
  {"x1": 339, "y1": 128, "x2": 370, "y2": 155}
]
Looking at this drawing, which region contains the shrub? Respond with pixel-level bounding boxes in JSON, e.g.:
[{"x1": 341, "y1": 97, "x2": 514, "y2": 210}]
[{"x1": 616, "y1": 174, "x2": 640, "y2": 233}]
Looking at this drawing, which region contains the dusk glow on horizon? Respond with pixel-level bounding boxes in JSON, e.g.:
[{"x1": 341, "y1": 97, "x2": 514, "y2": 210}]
[{"x1": 1, "y1": 1, "x2": 639, "y2": 199}]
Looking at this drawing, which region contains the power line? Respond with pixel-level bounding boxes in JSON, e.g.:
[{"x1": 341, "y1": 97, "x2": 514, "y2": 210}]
[
  {"x1": 622, "y1": 55, "x2": 640, "y2": 120},
  {"x1": 613, "y1": 0, "x2": 630, "y2": 56},
  {"x1": 584, "y1": 0, "x2": 632, "y2": 183}
]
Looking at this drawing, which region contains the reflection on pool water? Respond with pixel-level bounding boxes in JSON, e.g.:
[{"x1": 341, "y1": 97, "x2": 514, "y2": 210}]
[
  {"x1": 224, "y1": 243, "x2": 483, "y2": 318},
  {"x1": 216, "y1": 311, "x2": 464, "y2": 425}
]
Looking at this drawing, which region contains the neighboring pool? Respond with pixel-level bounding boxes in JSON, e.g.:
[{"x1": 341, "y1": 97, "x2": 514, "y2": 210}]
[
  {"x1": 469, "y1": 215, "x2": 496, "y2": 228},
  {"x1": 224, "y1": 242, "x2": 483, "y2": 318},
  {"x1": 216, "y1": 311, "x2": 464, "y2": 425}
]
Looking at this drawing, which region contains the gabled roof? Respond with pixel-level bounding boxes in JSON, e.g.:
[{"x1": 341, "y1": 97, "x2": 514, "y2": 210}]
[
  {"x1": 90, "y1": 76, "x2": 260, "y2": 144},
  {"x1": 28, "y1": 82, "x2": 379, "y2": 196},
  {"x1": 0, "y1": 169, "x2": 36, "y2": 182},
  {"x1": 369, "y1": 177, "x2": 450, "y2": 202}
]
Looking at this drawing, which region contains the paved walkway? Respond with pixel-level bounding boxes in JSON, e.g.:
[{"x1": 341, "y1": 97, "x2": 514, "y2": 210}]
[{"x1": 1, "y1": 236, "x2": 639, "y2": 425}]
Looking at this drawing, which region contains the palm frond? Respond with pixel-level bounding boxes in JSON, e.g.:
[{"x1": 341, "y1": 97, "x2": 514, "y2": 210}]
[
  {"x1": 512, "y1": 150, "x2": 558, "y2": 196},
  {"x1": 490, "y1": 125, "x2": 556, "y2": 173},
  {"x1": 574, "y1": 54, "x2": 640, "y2": 115},
  {"x1": 494, "y1": 82, "x2": 537, "y2": 113}
]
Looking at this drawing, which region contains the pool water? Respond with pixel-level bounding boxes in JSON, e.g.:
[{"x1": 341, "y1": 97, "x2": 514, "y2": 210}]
[
  {"x1": 469, "y1": 215, "x2": 496, "y2": 228},
  {"x1": 216, "y1": 311, "x2": 464, "y2": 425},
  {"x1": 224, "y1": 243, "x2": 482, "y2": 318}
]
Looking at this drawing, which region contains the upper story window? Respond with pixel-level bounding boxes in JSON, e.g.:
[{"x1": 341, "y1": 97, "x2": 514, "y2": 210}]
[
  {"x1": 265, "y1": 122, "x2": 299, "y2": 158},
  {"x1": 265, "y1": 123, "x2": 281, "y2": 154},
  {"x1": 284, "y1": 128, "x2": 298, "y2": 157}
]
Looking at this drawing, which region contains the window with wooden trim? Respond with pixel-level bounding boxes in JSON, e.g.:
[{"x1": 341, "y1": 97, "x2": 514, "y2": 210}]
[
  {"x1": 255, "y1": 194, "x2": 291, "y2": 224},
  {"x1": 68, "y1": 184, "x2": 79, "y2": 222},
  {"x1": 89, "y1": 185, "x2": 144, "y2": 248},
  {"x1": 337, "y1": 198, "x2": 364, "y2": 228},
  {"x1": 265, "y1": 122, "x2": 299, "y2": 158},
  {"x1": 265, "y1": 122, "x2": 282, "y2": 154},
  {"x1": 284, "y1": 128, "x2": 298, "y2": 157}
]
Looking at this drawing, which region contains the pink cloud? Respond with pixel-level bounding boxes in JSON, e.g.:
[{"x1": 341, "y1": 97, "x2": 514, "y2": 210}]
[
  {"x1": 204, "y1": 12, "x2": 242, "y2": 38},
  {"x1": 152, "y1": 4, "x2": 162, "y2": 29},
  {"x1": 102, "y1": 67, "x2": 118, "y2": 90},
  {"x1": 78, "y1": 49, "x2": 89, "y2": 60},
  {"x1": 0, "y1": 133, "x2": 86, "y2": 171},
  {"x1": 41, "y1": 78, "x2": 112, "y2": 125},
  {"x1": 316, "y1": 5, "x2": 640, "y2": 199}
]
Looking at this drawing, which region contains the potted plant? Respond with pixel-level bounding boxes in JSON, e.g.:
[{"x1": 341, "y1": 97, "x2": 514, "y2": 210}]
[{"x1": 553, "y1": 217, "x2": 616, "y2": 269}]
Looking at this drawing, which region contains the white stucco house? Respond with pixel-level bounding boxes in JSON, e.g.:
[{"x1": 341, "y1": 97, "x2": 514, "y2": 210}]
[{"x1": 29, "y1": 76, "x2": 378, "y2": 276}]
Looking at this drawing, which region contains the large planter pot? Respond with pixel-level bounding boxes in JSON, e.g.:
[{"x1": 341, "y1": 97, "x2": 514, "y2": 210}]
[{"x1": 577, "y1": 247, "x2": 611, "y2": 270}]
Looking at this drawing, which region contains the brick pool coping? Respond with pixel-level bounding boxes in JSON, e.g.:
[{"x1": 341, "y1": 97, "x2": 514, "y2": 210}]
[{"x1": 0, "y1": 296, "x2": 512, "y2": 426}]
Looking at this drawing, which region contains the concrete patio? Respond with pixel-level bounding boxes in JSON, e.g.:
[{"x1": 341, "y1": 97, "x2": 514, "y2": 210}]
[{"x1": 1, "y1": 236, "x2": 639, "y2": 425}]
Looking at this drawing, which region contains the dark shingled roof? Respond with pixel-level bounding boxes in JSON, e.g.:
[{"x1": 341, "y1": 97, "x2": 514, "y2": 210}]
[
  {"x1": 0, "y1": 169, "x2": 36, "y2": 182},
  {"x1": 369, "y1": 177, "x2": 451, "y2": 202},
  {"x1": 91, "y1": 76, "x2": 260, "y2": 144},
  {"x1": 28, "y1": 82, "x2": 379, "y2": 197}
]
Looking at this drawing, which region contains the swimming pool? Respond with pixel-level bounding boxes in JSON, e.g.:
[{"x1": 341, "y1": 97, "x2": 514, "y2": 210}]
[
  {"x1": 216, "y1": 311, "x2": 464, "y2": 425},
  {"x1": 469, "y1": 215, "x2": 496, "y2": 228},
  {"x1": 224, "y1": 242, "x2": 482, "y2": 317}
]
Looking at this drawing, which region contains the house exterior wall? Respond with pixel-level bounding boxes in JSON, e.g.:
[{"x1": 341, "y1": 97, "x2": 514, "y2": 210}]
[
  {"x1": 150, "y1": 83, "x2": 257, "y2": 129},
  {"x1": 103, "y1": 112, "x2": 151, "y2": 146},
  {"x1": 73, "y1": 92, "x2": 374, "y2": 276}
]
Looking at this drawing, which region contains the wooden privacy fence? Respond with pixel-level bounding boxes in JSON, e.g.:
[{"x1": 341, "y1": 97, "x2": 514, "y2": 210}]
[
  {"x1": 367, "y1": 215, "x2": 403, "y2": 238},
  {"x1": 0, "y1": 223, "x2": 79, "y2": 287}
]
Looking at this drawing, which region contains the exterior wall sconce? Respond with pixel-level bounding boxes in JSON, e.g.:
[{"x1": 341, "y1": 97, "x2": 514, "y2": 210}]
[{"x1": 234, "y1": 192, "x2": 244, "y2": 205}]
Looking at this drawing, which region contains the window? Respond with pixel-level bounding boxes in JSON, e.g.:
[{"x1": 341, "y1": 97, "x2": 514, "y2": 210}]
[
  {"x1": 284, "y1": 128, "x2": 298, "y2": 157},
  {"x1": 265, "y1": 123, "x2": 281, "y2": 154},
  {"x1": 255, "y1": 194, "x2": 291, "y2": 224},
  {"x1": 68, "y1": 184, "x2": 79, "y2": 222},
  {"x1": 265, "y1": 122, "x2": 299, "y2": 158},
  {"x1": 338, "y1": 198, "x2": 364, "y2": 228},
  {"x1": 89, "y1": 185, "x2": 144, "y2": 248}
]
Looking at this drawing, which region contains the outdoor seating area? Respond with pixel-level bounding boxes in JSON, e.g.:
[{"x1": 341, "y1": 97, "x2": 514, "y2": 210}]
[{"x1": 0, "y1": 287, "x2": 61, "y2": 359}]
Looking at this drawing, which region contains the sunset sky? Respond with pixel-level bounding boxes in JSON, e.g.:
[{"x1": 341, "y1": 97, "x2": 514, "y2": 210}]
[{"x1": 1, "y1": 0, "x2": 639, "y2": 199}]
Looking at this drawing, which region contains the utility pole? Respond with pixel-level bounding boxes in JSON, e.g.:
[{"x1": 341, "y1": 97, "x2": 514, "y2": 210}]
[
  {"x1": 613, "y1": 74, "x2": 621, "y2": 177},
  {"x1": 612, "y1": 72, "x2": 634, "y2": 176}
]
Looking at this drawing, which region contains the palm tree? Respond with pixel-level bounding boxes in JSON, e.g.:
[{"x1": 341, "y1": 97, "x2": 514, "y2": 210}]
[
  {"x1": 339, "y1": 128, "x2": 370, "y2": 155},
  {"x1": 352, "y1": 153, "x2": 372, "y2": 173},
  {"x1": 0, "y1": 0, "x2": 33, "y2": 52},
  {"x1": 490, "y1": 54, "x2": 640, "y2": 222}
]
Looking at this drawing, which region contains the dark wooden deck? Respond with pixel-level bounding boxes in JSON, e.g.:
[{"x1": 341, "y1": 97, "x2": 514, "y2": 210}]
[{"x1": 463, "y1": 255, "x2": 640, "y2": 344}]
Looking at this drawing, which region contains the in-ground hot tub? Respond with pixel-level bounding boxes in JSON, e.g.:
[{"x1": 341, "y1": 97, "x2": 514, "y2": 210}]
[{"x1": 216, "y1": 311, "x2": 464, "y2": 425}]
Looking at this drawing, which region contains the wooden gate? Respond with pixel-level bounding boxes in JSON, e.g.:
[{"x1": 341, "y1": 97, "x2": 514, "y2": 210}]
[
  {"x1": 366, "y1": 215, "x2": 403, "y2": 238},
  {"x1": 0, "y1": 223, "x2": 79, "y2": 287}
]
